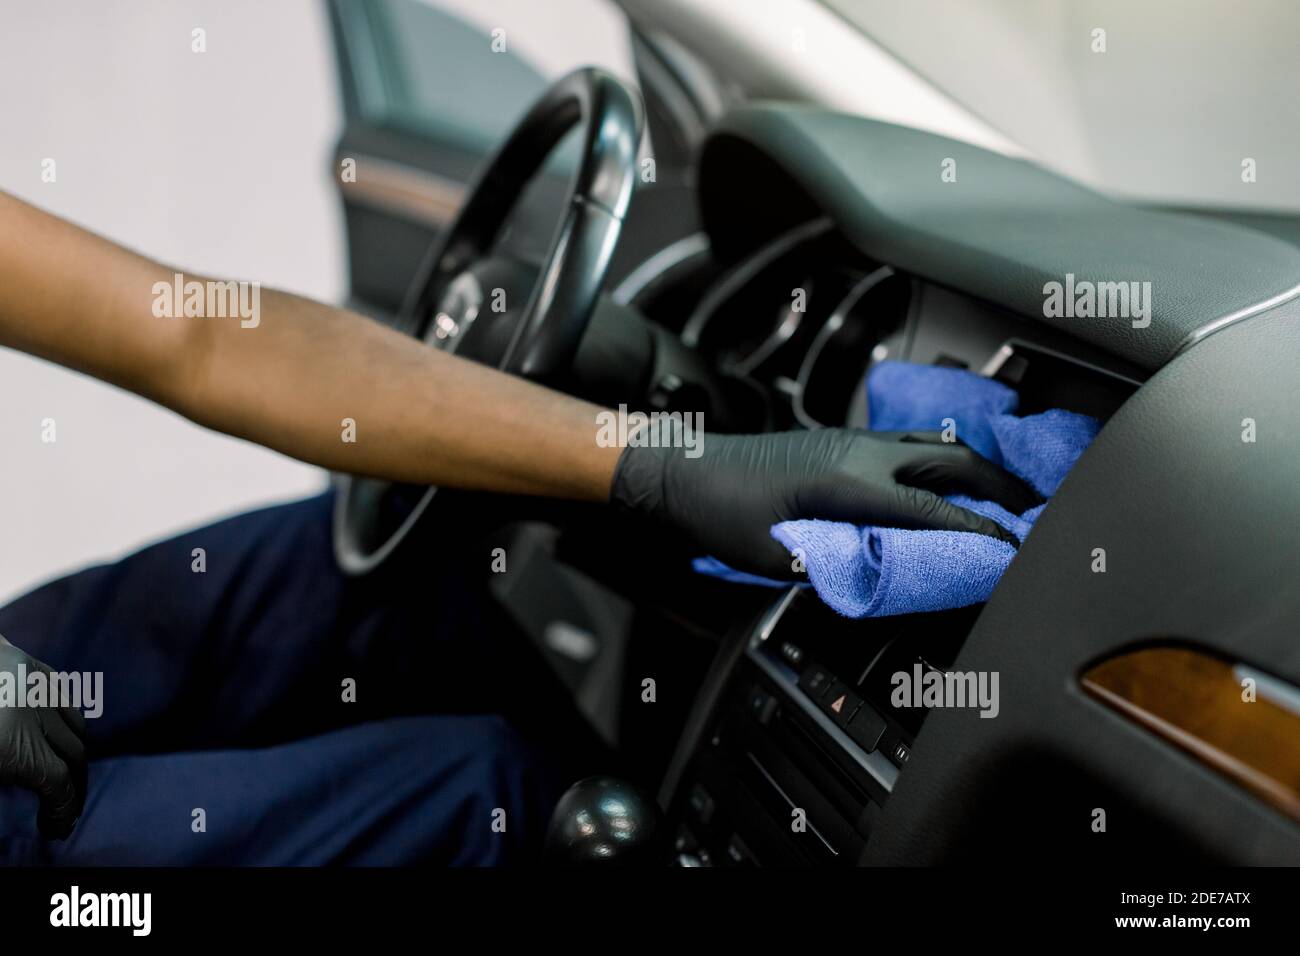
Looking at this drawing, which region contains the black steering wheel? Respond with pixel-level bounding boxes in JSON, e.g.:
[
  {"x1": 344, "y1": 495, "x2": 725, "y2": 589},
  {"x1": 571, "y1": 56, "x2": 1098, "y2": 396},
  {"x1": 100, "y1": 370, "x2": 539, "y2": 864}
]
[{"x1": 334, "y1": 68, "x2": 643, "y2": 575}]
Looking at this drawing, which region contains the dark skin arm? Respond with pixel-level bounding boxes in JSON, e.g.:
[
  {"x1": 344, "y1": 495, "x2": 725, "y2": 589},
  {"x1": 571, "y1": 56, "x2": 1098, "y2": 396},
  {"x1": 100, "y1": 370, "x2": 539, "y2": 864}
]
[
  {"x1": 0, "y1": 190, "x2": 1036, "y2": 540},
  {"x1": 0, "y1": 190, "x2": 625, "y2": 502}
]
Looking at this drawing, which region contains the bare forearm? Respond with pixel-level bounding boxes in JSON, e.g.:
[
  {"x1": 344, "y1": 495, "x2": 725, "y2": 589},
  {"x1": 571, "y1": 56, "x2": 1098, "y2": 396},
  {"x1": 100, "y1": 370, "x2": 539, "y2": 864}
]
[
  {"x1": 185, "y1": 287, "x2": 622, "y2": 500},
  {"x1": 0, "y1": 192, "x2": 622, "y2": 501},
  {"x1": 0, "y1": 192, "x2": 194, "y2": 406}
]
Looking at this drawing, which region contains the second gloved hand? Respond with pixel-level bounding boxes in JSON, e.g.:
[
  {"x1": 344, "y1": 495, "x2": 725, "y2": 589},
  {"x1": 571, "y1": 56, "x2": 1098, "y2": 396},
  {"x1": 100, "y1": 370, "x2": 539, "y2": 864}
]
[
  {"x1": 611, "y1": 427, "x2": 1040, "y2": 580},
  {"x1": 0, "y1": 635, "x2": 88, "y2": 839}
]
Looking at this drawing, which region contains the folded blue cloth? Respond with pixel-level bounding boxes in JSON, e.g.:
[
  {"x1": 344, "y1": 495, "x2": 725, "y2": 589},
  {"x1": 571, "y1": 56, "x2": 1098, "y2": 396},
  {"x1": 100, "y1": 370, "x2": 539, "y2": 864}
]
[{"x1": 695, "y1": 361, "x2": 1101, "y2": 618}]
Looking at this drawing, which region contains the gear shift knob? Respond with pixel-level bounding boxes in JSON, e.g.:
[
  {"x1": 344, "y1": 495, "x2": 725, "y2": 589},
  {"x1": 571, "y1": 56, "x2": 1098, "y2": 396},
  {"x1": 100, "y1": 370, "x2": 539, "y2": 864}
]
[{"x1": 544, "y1": 776, "x2": 665, "y2": 866}]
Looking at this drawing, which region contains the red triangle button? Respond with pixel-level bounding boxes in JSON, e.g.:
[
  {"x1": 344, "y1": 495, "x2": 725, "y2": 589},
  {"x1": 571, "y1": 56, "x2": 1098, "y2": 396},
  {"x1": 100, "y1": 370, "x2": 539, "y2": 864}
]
[{"x1": 830, "y1": 694, "x2": 845, "y2": 714}]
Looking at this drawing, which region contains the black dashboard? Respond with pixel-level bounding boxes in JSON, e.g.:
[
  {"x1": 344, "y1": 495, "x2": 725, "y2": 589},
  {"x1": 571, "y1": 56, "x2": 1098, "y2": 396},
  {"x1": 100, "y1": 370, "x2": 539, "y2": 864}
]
[
  {"x1": 666, "y1": 216, "x2": 1145, "y2": 434},
  {"x1": 631, "y1": 104, "x2": 1300, "y2": 866},
  {"x1": 695, "y1": 105, "x2": 1300, "y2": 372}
]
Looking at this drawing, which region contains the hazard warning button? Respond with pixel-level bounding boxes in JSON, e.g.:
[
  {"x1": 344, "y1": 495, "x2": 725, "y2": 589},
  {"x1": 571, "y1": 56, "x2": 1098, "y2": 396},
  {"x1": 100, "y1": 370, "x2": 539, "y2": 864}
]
[{"x1": 819, "y1": 680, "x2": 861, "y2": 728}]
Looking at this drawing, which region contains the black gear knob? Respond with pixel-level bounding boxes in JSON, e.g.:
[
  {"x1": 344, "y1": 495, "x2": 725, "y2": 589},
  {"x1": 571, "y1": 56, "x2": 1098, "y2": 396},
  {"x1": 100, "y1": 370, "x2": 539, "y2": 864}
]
[{"x1": 544, "y1": 776, "x2": 665, "y2": 866}]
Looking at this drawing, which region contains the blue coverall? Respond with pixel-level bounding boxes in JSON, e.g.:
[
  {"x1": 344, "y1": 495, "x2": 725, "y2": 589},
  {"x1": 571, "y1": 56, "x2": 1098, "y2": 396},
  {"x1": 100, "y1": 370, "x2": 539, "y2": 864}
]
[{"x1": 0, "y1": 492, "x2": 572, "y2": 865}]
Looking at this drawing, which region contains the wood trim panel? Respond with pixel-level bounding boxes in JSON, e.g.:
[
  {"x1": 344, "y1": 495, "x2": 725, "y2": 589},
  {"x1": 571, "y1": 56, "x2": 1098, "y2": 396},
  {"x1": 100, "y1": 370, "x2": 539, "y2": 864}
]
[
  {"x1": 338, "y1": 155, "x2": 466, "y2": 228},
  {"x1": 1081, "y1": 646, "x2": 1300, "y2": 823}
]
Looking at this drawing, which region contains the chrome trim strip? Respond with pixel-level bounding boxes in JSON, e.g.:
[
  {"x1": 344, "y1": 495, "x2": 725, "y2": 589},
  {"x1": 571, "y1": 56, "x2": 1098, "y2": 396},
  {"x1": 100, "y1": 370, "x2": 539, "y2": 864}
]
[
  {"x1": 611, "y1": 233, "x2": 711, "y2": 306},
  {"x1": 746, "y1": 588, "x2": 900, "y2": 793},
  {"x1": 978, "y1": 343, "x2": 1016, "y2": 378},
  {"x1": 1173, "y1": 280, "x2": 1300, "y2": 358},
  {"x1": 979, "y1": 337, "x2": 1145, "y2": 387},
  {"x1": 337, "y1": 154, "x2": 467, "y2": 228},
  {"x1": 731, "y1": 300, "x2": 805, "y2": 376},
  {"x1": 680, "y1": 217, "x2": 834, "y2": 347},
  {"x1": 792, "y1": 265, "x2": 895, "y2": 428},
  {"x1": 756, "y1": 585, "x2": 801, "y2": 643},
  {"x1": 746, "y1": 752, "x2": 839, "y2": 857},
  {"x1": 1235, "y1": 665, "x2": 1300, "y2": 720}
]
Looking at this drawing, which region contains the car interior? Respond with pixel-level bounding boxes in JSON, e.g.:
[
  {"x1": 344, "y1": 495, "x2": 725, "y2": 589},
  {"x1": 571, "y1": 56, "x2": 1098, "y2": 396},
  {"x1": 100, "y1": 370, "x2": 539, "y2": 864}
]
[{"x1": 321, "y1": 0, "x2": 1300, "y2": 866}]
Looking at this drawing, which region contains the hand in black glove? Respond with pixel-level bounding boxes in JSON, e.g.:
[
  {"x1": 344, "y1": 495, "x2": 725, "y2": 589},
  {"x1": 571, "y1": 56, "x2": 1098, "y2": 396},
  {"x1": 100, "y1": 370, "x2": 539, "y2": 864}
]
[
  {"x1": 611, "y1": 427, "x2": 1041, "y2": 580},
  {"x1": 0, "y1": 635, "x2": 88, "y2": 839}
]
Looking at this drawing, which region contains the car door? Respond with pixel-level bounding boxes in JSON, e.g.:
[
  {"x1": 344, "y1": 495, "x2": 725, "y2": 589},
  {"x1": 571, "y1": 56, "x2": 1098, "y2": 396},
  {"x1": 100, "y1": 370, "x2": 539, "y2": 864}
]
[{"x1": 324, "y1": 0, "x2": 708, "y2": 323}]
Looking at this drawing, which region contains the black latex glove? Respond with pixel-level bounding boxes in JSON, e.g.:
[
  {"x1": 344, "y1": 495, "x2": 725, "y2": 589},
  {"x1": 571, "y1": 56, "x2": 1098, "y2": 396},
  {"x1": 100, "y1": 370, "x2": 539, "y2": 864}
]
[
  {"x1": 611, "y1": 427, "x2": 1041, "y2": 580},
  {"x1": 0, "y1": 635, "x2": 88, "y2": 839}
]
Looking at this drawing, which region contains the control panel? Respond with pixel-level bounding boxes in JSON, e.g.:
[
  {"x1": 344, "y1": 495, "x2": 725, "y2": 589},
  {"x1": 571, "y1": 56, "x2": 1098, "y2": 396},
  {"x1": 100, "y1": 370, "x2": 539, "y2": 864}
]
[{"x1": 668, "y1": 588, "x2": 980, "y2": 865}]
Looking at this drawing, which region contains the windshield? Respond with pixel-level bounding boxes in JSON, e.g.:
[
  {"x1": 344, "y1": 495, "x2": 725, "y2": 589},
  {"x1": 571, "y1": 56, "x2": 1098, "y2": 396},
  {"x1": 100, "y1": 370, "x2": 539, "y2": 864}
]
[{"x1": 823, "y1": 0, "x2": 1300, "y2": 214}]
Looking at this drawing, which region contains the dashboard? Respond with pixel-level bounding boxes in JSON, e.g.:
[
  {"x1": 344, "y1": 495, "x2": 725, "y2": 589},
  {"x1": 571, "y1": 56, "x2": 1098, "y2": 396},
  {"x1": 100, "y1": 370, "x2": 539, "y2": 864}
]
[
  {"x1": 670, "y1": 216, "x2": 1144, "y2": 435},
  {"x1": 632, "y1": 104, "x2": 1300, "y2": 866},
  {"x1": 645, "y1": 217, "x2": 1145, "y2": 866}
]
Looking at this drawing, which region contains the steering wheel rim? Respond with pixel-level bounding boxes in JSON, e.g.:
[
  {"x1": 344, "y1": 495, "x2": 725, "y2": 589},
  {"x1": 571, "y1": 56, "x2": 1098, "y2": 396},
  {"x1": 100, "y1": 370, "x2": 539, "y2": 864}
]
[{"x1": 333, "y1": 67, "x2": 643, "y2": 576}]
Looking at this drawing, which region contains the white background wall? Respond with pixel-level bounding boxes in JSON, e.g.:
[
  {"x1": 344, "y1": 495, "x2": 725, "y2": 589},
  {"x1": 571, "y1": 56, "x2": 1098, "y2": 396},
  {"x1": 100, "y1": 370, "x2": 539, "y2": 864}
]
[{"x1": 0, "y1": 0, "x2": 343, "y2": 605}]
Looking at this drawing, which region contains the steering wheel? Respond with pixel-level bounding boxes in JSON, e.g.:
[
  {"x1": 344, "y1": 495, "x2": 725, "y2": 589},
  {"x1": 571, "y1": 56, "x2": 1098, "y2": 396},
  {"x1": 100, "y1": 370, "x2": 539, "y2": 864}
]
[{"x1": 333, "y1": 68, "x2": 643, "y2": 575}]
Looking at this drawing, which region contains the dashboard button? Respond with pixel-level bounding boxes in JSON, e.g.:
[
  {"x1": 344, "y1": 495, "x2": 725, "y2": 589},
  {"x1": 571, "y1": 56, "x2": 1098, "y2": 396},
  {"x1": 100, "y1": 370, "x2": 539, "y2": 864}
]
[
  {"x1": 891, "y1": 741, "x2": 911, "y2": 766},
  {"x1": 748, "y1": 685, "x2": 778, "y2": 726},
  {"x1": 798, "y1": 665, "x2": 834, "y2": 701},
  {"x1": 689, "y1": 784, "x2": 715, "y2": 825},
  {"x1": 725, "y1": 833, "x2": 757, "y2": 866},
  {"x1": 846, "y1": 705, "x2": 887, "y2": 752},
  {"x1": 821, "y1": 680, "x2": 861, "y2": 728}
]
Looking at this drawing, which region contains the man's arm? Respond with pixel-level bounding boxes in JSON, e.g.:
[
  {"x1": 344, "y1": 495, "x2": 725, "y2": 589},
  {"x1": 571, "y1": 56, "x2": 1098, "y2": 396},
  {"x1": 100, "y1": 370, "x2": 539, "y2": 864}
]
[
  {"x1": 0, "y1": 191, "x2": 1036, "y2": 577},
  {"x1": 0, "y1": 191, "x2": 623, "y2": 501}
]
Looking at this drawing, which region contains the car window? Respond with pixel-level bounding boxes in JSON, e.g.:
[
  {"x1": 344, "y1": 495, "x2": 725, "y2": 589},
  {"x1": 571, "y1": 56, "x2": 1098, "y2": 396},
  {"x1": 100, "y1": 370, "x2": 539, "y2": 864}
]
[
  {"x1": 373, "y1": 0, "x2": 639, "y2": 155},
  {"x1": 824, "y1": 0, "x2": 1300, "y2": 214}
]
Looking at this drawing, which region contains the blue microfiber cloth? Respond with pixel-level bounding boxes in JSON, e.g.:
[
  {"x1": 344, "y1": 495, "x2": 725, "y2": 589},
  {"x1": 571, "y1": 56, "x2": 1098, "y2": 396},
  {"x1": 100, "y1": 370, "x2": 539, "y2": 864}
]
[{"x1": 695, "y1": 361, "x2": 1102, "y2": 618}]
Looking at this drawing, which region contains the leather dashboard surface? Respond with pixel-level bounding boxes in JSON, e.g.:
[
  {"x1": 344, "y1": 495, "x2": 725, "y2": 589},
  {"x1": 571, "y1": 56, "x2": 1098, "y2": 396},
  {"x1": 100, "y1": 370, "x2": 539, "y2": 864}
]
[{"x1": 697, "y1": 105, "x2": 1300, "y2": 371}]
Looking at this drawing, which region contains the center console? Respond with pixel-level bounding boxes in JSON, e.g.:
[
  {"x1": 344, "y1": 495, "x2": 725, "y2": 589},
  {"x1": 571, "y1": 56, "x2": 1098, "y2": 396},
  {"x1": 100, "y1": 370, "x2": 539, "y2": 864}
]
[{"x1": 662, "y1": 587, "x2": 981, "y2": 866}]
